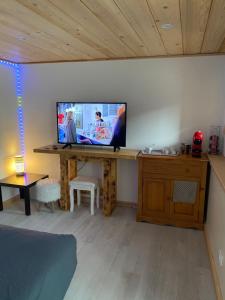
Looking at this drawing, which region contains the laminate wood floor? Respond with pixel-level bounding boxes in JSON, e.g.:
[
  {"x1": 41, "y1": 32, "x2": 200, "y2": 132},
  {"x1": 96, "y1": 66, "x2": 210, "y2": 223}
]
[{"x1": 0, "y1": 200, "x2": 216, "y2": 300}]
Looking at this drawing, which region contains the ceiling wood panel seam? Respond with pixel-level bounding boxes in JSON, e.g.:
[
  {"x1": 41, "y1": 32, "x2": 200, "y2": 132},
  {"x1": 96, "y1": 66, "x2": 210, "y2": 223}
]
[
  {"x1": 15, "y1": 0, "x2": 107, "y2": 60},
  {"x1": 200, "y1": 0, "x2": 213, "y2": 53},
  {"x1": 80, "y1": 0, "x2": 137, "y2": 56},
  {"x1": 145, "y1": 0, "x2": 168, "y2": 55},
  {"x1": 47, "y1": 0, "x2": 112, "y2": 58},
  {"x1": 112, "y1": 0, "x2": 156, "y2": 55},
  {"x1": 179, "y1": 0, "x2": 184, "y2": 54},
  {"x1": 218, "y1": 2, "x2": 225, "y2": 52}
]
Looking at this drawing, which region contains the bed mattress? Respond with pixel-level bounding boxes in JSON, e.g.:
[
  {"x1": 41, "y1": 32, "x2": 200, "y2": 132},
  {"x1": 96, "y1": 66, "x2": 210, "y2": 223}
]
[{"x1": 0, "y1": 225, "x2": 77, "y2": 300}]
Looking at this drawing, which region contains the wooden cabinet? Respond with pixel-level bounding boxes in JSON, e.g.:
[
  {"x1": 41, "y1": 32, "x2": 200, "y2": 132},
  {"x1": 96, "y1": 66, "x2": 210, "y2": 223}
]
[{"x1": 137, "y1": 154, "x2": 208, "y2": 229}]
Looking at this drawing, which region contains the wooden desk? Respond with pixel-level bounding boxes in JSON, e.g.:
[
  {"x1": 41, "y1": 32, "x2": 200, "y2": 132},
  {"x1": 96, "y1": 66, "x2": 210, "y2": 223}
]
[
  {"x1": 0, "y1": 173, "x2": 48, "y2": 216},
  {"x1": 34, "y1": 145, "x2": 139, "y2": 216}
]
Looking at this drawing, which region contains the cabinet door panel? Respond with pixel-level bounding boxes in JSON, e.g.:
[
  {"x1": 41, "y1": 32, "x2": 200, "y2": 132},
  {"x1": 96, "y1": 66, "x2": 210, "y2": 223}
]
[
  {"x1": 142, "y1": 178, "x2": 169, "y2": 218},
  {"x1": 170, "y1": 180, "x2": 199, "y2": 222}
]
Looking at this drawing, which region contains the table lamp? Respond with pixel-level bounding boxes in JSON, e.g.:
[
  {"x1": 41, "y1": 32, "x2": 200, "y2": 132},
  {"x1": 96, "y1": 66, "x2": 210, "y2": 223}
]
[{"x1": 14, "y1": 155, "x2": 25, "y2": 176}]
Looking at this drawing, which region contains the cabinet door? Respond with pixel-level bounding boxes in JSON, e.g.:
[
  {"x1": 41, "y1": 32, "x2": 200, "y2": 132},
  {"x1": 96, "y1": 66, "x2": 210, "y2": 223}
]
[
  {"x1": 142, "y1": 177, "x2": 170, "y2": 219},
  {"x1": 170, "y1": 180, "x2": 199, "y2": 222}
]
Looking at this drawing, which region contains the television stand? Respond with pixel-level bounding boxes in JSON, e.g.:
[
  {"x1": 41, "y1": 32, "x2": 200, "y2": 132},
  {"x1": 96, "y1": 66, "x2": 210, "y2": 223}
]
[
  {"x1": 33, "y1": 145, "x2": 140, "y2": 216},
  {"x1": 62, "y1": 143, "x2": 72, "y2": 149},
  {"x1": 113, "y1": 145, "x2": 120, "y2": 152}
]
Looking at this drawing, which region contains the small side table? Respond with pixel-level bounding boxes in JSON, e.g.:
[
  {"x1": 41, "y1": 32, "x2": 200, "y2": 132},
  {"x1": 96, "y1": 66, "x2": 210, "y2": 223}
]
[{"x1": 0, "y1": 173, "x2": 48, "y2": 216}]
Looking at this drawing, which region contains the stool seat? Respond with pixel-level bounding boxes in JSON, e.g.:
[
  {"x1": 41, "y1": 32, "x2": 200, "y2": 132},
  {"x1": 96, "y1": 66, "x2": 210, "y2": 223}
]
[
  {"x1": 30, "y1": 178, "x2": 60, "y2": 211},
  {"x1": 70, "y1": 176, "x2": 99, "y2": 189},
  {"x1": 69, "y1": 176, "x2": 100, "y2": 215}
]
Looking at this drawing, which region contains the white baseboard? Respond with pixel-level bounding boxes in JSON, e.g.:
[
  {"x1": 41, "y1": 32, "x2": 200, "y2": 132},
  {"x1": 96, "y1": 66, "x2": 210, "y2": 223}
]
[
  {"x1": 204, "y1": 231, "x2": 223, "y2": 300},
  {"x1": 117, "y1": 201, "x2": 137, "y2": 208}
]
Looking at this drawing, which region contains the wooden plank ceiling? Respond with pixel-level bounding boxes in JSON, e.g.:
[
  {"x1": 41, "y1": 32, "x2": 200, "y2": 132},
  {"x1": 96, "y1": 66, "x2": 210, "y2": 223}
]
[{"x1": 1, "y1": 0, "x2": 225, "y2": 63}]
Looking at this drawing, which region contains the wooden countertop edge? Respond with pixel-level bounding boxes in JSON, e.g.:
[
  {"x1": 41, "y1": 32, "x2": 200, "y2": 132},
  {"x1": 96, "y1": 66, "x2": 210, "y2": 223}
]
[
  {"x1": 208, "y1": 155, "x2": 225, "y2": 192},
  {"x1": 33, "y1": 146, "x2": 140, "y2": 160}
]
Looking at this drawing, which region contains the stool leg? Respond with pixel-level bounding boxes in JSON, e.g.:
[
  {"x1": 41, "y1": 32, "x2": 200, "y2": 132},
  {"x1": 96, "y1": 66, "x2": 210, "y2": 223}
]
[
  {"x1": 96, "y1": 186, "x2": 100, "y2": 209},
  {"x1": 70, "y1": 188, "x2": 74, "y2": 212},
  {"x1": 77, "y1": 190, "x2": 81, "y2": 207},
  {"x1": 90, "y1": 188, "x2": 95, "y2": 215}
]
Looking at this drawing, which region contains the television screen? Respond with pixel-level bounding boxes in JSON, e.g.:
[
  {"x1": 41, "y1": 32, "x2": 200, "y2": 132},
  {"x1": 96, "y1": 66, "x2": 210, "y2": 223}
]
[{"x1": 57, "y1": 102, "x2": 127, "y2": 146}]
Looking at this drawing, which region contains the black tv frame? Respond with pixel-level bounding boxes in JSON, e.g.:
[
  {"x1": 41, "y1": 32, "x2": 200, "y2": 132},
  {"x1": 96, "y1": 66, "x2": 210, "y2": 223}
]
[{"x1": 56, "y1": 101, "x2": 127, "y2": 151}]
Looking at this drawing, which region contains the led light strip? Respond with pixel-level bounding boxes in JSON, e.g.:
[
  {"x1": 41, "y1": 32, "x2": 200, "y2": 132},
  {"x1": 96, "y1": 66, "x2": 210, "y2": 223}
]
[{"x1": 0, "y1": 60, "x2": 25, "y2": 156}]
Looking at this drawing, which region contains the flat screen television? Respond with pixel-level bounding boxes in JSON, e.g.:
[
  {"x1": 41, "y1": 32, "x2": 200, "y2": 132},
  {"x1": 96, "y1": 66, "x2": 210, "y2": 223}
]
[{"x1": 57, "y1": 102, "x2": 127, "y2": 149}]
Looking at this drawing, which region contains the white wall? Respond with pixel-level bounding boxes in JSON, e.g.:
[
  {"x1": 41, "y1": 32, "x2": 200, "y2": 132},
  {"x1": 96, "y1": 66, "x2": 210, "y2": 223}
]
[
  {"x1": 23, "y1": 56, "x2": 225, "y2": 203},
  {"x1": 205, "y1": 170, "x2": 225, "y2": 299},
  {"x1": 223, "y1": 110, "x2": 225, "y2": 157},
  {"x1": 0, "y1": 64, "x2": 19, "y2": 200}
]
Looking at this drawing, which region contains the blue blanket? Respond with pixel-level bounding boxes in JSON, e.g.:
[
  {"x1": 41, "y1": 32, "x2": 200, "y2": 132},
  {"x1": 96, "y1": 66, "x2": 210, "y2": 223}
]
[{"x1": 0, "y1": 225, "x2": 77, "y2": 300}]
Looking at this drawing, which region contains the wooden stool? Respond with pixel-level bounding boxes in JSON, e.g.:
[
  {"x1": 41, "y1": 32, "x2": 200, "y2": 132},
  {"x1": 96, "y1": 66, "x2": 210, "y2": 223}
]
[{"x1": 69, "y1": 176, "x2": 100, "y2": 215}]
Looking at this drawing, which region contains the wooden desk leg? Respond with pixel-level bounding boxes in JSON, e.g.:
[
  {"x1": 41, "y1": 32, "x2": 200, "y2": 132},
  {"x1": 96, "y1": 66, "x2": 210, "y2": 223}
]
[
  {"x1": 103, "y1": 158, "x2": 117, "y2": 216},
  {"x1": 68, "y1": 159, "x2": 77, "y2": 180},
  {"x1": 110, "y1": 158, "x2": 117, "y2": 211},
  {"x1": 68, "y1": 159, "x2": 77, "y2": 208},
  {"x1": 0, "y1": 186, "x2": 3, "y2": 211},
  {"x1": 60, "y1": 155, "x2": 69, "y2": 210}
]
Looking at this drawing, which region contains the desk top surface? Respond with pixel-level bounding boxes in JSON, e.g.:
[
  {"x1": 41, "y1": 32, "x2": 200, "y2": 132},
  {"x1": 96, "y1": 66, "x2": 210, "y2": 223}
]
[
  {"x1": 34, "y1": 145, "x2": 140, "y2": 160},
  {"x1": 0, "y1": 173, "x2": 48, "y2": 188}
]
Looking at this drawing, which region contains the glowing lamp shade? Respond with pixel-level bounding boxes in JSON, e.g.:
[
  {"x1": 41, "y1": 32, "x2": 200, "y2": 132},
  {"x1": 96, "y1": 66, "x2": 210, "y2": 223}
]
[{"x1": 14, "y1": 155, "x2": 25, "y2": 176}]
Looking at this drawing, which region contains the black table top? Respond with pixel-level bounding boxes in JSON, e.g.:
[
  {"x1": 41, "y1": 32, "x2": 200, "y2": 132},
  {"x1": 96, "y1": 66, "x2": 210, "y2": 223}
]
[{"x1": 0, "y1": 173, "x2": 48, "y2": 188}]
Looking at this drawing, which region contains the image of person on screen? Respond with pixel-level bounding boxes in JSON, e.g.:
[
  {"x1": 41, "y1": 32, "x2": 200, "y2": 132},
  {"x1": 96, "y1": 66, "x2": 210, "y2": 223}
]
[
  {"x1": 95, "y1": 111, "x2": 110, "y2": 140},
  {"x1": 110, "y1": 104, "x2": 126, "y2": 147},
  {"x1": 64, "y1": 111, "x2": 76, "y2": 143},
  {"x1": 95, "y1": 111, "x2": 104, "y2": 124}
]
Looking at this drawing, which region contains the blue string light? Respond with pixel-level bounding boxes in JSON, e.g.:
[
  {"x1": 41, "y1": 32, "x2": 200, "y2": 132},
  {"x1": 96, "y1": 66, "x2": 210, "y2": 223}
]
[{"x1": 0, "y1": 60, "x2": 25, "y2": 156}]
